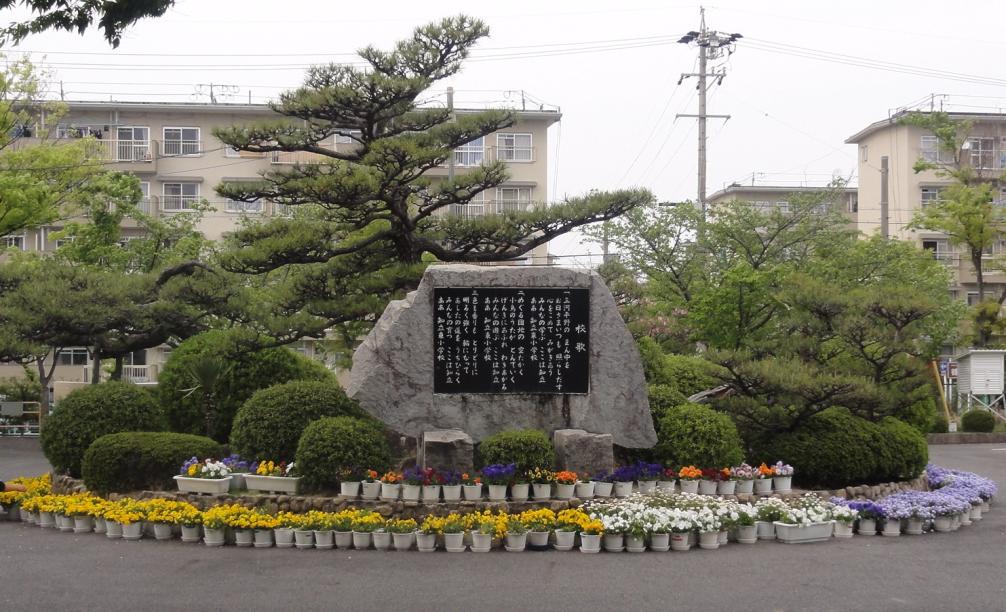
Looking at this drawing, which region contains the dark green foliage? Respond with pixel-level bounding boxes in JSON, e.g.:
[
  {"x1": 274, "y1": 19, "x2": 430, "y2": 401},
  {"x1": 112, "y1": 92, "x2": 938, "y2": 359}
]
[
  {"x1": 647, "y1": 383, "x2": 687, "y2": 424},
  {"x1": 477, "y1": 429, "x2": 555, "y2": 473},
  {"x1": 636, "y1": 337, "x2": 720, "y2": 396},
  {"x1": 158, "y1": 329, "x2": 333, "y2": 442},
  {"x1": 877, "y1": 417, "x2": 928, "y2": 481},
  {"x1": 931, "y1": 415, "x2": 950, "y2": 434},
  {"x1": 40, "y1": 381, "x2": 165, "y2": 477},
  {"x1": 82, "y1": 431, "x2": 221, "y2": 494},
  {"x1": 961, "y1": 409, "x2": 996, "y2": 433},
  {"x1": 653, "y1": 403, "x2": 744, "y2": 468},
  {"x1": 0, "y1": 0, "x2": 175, "y2": 48},
  {"x1": 230, "y1": 380, "x2": 368, "y2": 462},
  {"x1": 295, "y1": 417, "x2": 391, "y2": 492},
  {"x1": 893, "y1": 396, "x2": 938, "y2": 434}
]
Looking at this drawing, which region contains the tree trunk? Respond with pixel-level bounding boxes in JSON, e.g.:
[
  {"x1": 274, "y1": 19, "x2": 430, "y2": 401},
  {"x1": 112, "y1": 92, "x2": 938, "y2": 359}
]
[
  {"x1": 110, "y1": 356, "x2": 123, "y2": 381},
  {"x1": 34, "y1": 357, "x2": 49, "y2": 431},
  {"x1": 973, "y1": 250, "x2": 990, "y2": 348},
  {"x1": 90, "y1": 346, "x2": 102, "y2": 384}
]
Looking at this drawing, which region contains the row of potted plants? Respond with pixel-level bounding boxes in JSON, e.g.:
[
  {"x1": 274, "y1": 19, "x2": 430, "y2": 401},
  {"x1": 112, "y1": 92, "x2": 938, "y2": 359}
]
[{"x1": 175, "y1": 457, "x2": 300, "y2": 495}]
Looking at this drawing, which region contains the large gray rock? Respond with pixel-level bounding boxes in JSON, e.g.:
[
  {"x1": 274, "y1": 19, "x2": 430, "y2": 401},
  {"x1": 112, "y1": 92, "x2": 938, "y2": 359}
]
[
  {"x1": 553, "y1": 429, "x2": 614, "y2": 477},
  {"x1": 347, "y1": 265, "x2": 656, "y2": 447},
  {"x1": 421, "y1": 429, "x2": 474, "y2": 473}
]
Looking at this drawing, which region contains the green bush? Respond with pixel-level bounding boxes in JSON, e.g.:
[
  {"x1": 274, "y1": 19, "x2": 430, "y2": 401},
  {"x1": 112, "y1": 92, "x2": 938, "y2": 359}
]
[
  {"x1": 931, "y1": 415, "x2": 950, "y2": 434},
  {"x1": 295, "y1": 416, "x2": 391, "y2": 491},
  {"x1": 82, "y1": 431, "x2": 221, "y2": 494},
  {"x1": 647, "y1": 383, "x2": 687, "y2": 424},
  {"x1": 158, "y1": 329, "x2": 334, "y2": 442},
  {"x1": 477, "y1": 429, "x2": 555, "y2": 473},
  {"x1": 876, "y1": 417, "x2": 928, "y2": 481},
  {"x1": 893, "y1": 396, "x2": 938, "y2": 434},
  {"x1": 41, "y1": 382, "x2": 165, "y2": 477},
  {"x1": 653, "y1": 403, "x2": 744, "y2": 468},
  {"x1": 636, "y1": 337, "x2": 721, "y2": 396},
  {"x1": 231, "y1": 380, "x2": 368, "y2": 462},
  {"x1": 961, "y1": 409, "x2": 996, "y2": 433}
]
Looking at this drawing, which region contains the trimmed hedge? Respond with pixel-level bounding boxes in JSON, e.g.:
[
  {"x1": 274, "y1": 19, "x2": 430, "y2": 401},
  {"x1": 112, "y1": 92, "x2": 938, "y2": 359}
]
[
  {"x1": 40, "y1": 382, "x2": 165, "y2": 477},
  {"x1": 476, "y1": 429, "x2": 555, "y2": 473},
  {"x1": 653, "y1": 403, "x2": 744, "y2": 469},
  {"x1": 647, "y1": 383, "x2": 688, "y2": 424},
  {"x1": 877, "y1": 417, "x2": 928, "y2": 481},
  {"x1": 961, "y1": 409, "x2": 996, "y2": 433},
  {"x1": 931, "y1": 415, "x2": 950, "y2": 434},
  {"x1": 295, "y1": 417, "x2": 391, "y2": 492},
  {"x1": 230, "y1": 381, "x2": 368, "y2": 462},
  {"x1": 82, "y1": 431, "x2": 222, "y2": 494}
]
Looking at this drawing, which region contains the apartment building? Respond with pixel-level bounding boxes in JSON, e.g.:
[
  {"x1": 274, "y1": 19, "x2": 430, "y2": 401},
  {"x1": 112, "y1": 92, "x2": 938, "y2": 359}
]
[
  {"x1": 706, "y1": 183, "x2": 858, "y2": 226},
  {"x1": 1, "y1": 100, "x2": 561, "y2": 389}
]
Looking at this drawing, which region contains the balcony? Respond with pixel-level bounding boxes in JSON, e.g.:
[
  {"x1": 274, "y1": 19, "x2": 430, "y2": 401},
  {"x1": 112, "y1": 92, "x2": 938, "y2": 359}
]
[
  {"x1": 160, "y1": 195, "x2": 201, "y2": 212},
  {"x1": 436, "y1": 199, "x2": 542, "y2": 219},
  {"x1": 271, "y1": 150, "x2": 332, "y2": 165},
  {"x1": 452, "y1": 145, "x2": 536, "y2": 167}
]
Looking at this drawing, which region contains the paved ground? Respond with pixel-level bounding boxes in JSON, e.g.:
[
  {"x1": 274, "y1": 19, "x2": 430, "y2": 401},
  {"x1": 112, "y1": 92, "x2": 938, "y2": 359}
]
[{"x1": 1, "y1": 440, "x2": 1004, "y2": 612}]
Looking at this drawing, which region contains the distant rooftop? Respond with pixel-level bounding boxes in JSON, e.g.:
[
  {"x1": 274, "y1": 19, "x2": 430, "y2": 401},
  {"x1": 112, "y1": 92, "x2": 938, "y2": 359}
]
[
  {"x1": 847, "y1": 93, "x2": 1006, "y2": 143},
  {"x1": 708, "y1": 183, "x2": 856, "y2": 203}
]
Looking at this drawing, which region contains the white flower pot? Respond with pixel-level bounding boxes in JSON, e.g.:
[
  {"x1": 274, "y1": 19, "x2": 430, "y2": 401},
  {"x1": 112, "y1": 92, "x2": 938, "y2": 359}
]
[
  {"x1": 593, "y1": 481, "x2": 613, "y2": 498},
  {"x1": 906, "y1": 518, "x2": 925, "y2": 535},
  {"x1": 234, "y1": 529, "x2": 254, "y2": 547},
  {"x1": 510, "y1": 483, "x2": 529, "y2": 501},
  {"x1": 274, "y1": 527, "x2": 294, "y2": 548},
  {"x1": 152, "y1": 522, "x2": 174, "y2": 540},
  {"x1": 657, "y1": 480, "x2": 676, "y2": 493},
  {"x1": 756, "y1": 521, "x2": 776, "y2": 540},
  {"x1": 532, "y1": 483, "x2": 552, "y2": 501},
  {"x1": 754, "y1": 478, "x2": 773, "y2": 495},
  {"x1": 554, "y1": 483, "x2": 575, "y2": 499},
  {"x1": 952, "y1": 514, "x2": 961, "y2": 529},
  {"x1": 73, "y1": 516, "x2": 94, "y2": 534},
  {"x1": 970, "y1": 505, "x2": 982, "y2": 521},
  {"x1": 603, "y1": 533, "x2": 625, "y2": 552},
  {"x1": 626, "y1": 534, "x2": 647, "y2": 552},
  {"x1": 637, "y1": 480, "x2": 657, "y2": 494},
  {"x1": 471, "y1": 532, "x2": 493, "y2": 553},
  {"x1": 380, "y1": 482, "x2": 401, "y2": 501},
  {"x1": 774, "y1": 521, "x2": 834, "y2": 544},
  {"x1": 373, "y1": 531, "x2": 392, "y2": 551},
  {"x1": 228, "y1": 473, "x2": 247, "y2": 491},
  {"x1": 94, "y1": 517, "x2": 107, "y2": 534},
  {"x1": 352, "y1": 531, "x2": 372, "y2": 550},
  {"x1": 392, "y1": 531, "x2": 414, "y2": 551},
  {"x1": 121, "y1": 522, "x2": 142, "y2": 541},
  {"x1": 698, "y1": 531, "x2": 720, "y2": 550},
  {"x1": 416, "y1": 532, "x2": 437, "y2": 552},
  {"x1": 204, "y1": 526, "x2": 226, "y2": 547},
  {"x1": 575, "y1": 482, "x2": 595, "y2": 499},
  {"x1": 680, "y1": 480, "x2": 699, "y2": 494},
  {"x1": 554, "y1": 530, "x2": 576, "y2": 551},
  {"x1": 105, "y1": 520, "x2": 123, "y2": 539},
  {"x1": 833, "y1": 521, "x2": 854, "y2": 538},
  {"x1": 463, "y1": 484, "x2": 483, "y2": 501},
  {"x1": 340, "y1": 481, "x2": 361, "y2": 498},
  {"x1": 882, "y1": 519, "x2": 901, "y2": 537},
  {"x1": 505, "y1": 532, "x2": 527, "y2": 552},
  {"x1": 334, "y1": 531, "x2": 353, "y2": 549},
  {"x1": 858, "y1": 518, "x2": 877, "y2": 535},
  {"x1": 773, "y1": 475, "x2": 793, "y2": 493},
  {"x1": 314, "y1": 530, "x2": 335, "y2": 549},
  {"x1": 650, "y1": 532, "x2": 670, "y2": 552},
  {"x1": 401, "y1": 484, "x2": 421, "y2": 501},
  {"x1": 180, "y1": 524, "x2": 200, "y2": 542},
  {"x1": 361, "y1": 481, "x2": 381, "y2": 500},
  {"x1": 18, "y1": 507, "x2": 28, "y2": 522},
  {"x1": 698, "y1": 480, "x2": 718, "y2": 495},
  {"x1": 487, "y1": 484, "x2": 507, "y2": 501},
  {"x1": 717, "y1": 480, "x2": 737, "y2": 495},
  {"x1": 933, "y1": 516, "x2": 953, "y2": 533},
  {"x1": 528, "y1": 531, "x2": 550, "y2": 548},
  {"x1": 174, "y1": 475, "x2": 233, "y2": 495},
  {"x1": 981, "y1": 501, "x2": 990, "y2": 513},
  {"x1": 717, "y1": 530, "x2": 729, "y2": 545},
  {"x1": 57, "y1": 514, "x2": 73, "y2": 532},
  {"x1": 253, "y1": 529, "x2": 274, "y2": 548},
  {"x1": 444, "y1": 532, "x2": 465, "y2": 552},
  {"x1": 960, "y1": 511, "x2": 972, "y2": 526},
  {"x1": 293, "y1": 529, "x2": 314, "y2": 549},
  {"x1": 28, "y1": 511, "x2": 38, "y2": 525},
  {"x1": 737, "y1": 524, "x2": 758, "y2": 544},
  {"x1": 613, "y1": 481, "x2": 634, "y2": 497},
  {"x1": 244, "y1": 474, "x2": 299, "y2": 494},
  {"x1": 442, "y1": 485, "x2": 462, "y2": 502},
  {"x1": 670, "y1": 532, "x2": 691, "y2": 551},
  {"x1": 579, "y1": 533, "x2": 601, "y2": 553},
  {"x1": 735, "y1": 479, "x2": 754, "y2": 495},
  {"x1": 421, "y1": 485, "x2": 441, "y2": 503}
]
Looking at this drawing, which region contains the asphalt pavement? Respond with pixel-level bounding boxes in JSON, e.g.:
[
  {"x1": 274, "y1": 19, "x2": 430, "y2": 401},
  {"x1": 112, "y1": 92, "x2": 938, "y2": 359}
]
[{"x1": 1, "y1": 440, "x2": 1004, "y2": 612}]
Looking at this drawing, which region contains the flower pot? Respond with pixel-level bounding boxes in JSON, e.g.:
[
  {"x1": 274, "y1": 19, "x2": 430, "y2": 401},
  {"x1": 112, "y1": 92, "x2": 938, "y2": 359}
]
[
  {"x1": 717, "y1": 480, "x2": 737, "y2": 495},
  {"x1": 637, "y1": 480, "x2": 657, "y2": 494},
  {"x1": 57, "y1": 513, "x2": 73, "y2": 532},
  {"x1": 380, "y1": 482, "x2": 401, "y2": 501},
  {"x1": 373, "y1": 531, "x2": 392, "y2": 551},
  {"x1": 679, "y1": 480, "x2": 699, "y2": 495},
  {"x1": 18, "y1": 507, "x2": 28, "y2": 522},
  {"x1": 293, "y1": 529, "x2": 314, "y2": 549},
  {"x1": 274, "y1": 527, "x2": 295, "y2": 548},
  {"x1": 234, "y1": 529, "x2": 254, "y2": 547},
  {"x1": 202, "y1": 526, "x2": 225, "y2": 546},
  {"x1": 960, "y1": 511, "x2": 972, "y2": 526},
  {"x1": 951, "y1": 514, "x2": 960, "y2": 530},
  {"x1": 105, "y1": 520, "x2": 123, "y2": 539},
  {"x1": 737, "y1": 524, "x2": 758, "y2": 544},
  {"x1": 576, "y1": 533, "x2": 600, "y2": 553},
  {"x1": 626, "y1": 534, "x2": 647, "y2": 552},
  {"x1": 688, "y1": 531, "x2": 698, "y2": 547},
  {"x1": 970, "y1": 505, "x2": 983, "y2": 521},
  {"x1": 244, "y1": 474, "x2": 299, "y2": 494},
  {"x1": 532, "y1": 483, "x2": 552, "y2": 501},
  {"x1": 334, "y1": 531, "x2": 353, "y2": 549},
  {"x1": 754, "y1": 478, "x2": 773, "y2": 495},
  {"x1": 173, "y1": 475, "x2": 233, "y2": 496},
  {"x1": 649, "y1": 532, "x2": 670, "y2": 552},
  {"x1": 416, "y1": 532, "x2": 437, "y2": 552},
  {"x1": 593, "y1": 481, "x2": 613, "y2": 498},
  {"x1": 554, "y1": 483, "x2": 576, "y2": 500},
  {"x1": 510, "y1": 483, "x2": 529, "y2": 502},
  {"x1": 73, "y1": 516, "x2": 94, "y2": 534},
  {"x1": 718, "y1": 530, "x2": 729, "y2": 545},
  {"x1": 340, "y1": 481, "x2": 361, "y2": 498},
  {"x1": 152, "y1": 522, "x2": 174, "y2": 540},
  {"x1": 444, "y1": 532, "x2": 465, "y2": 552},
  {"x1": 463, "y1": 484, "x2": 483, "y2": 501},
  {"x1": 505, "y1": 532, "x2": 527, "y2": 552},
  {"x1": 602, "y1": 533, "x2": 625, "y2": 552},
  {"x1": 402, "y1": 484, "x2": 421, "y2": 501},
  {"x1": 252, "y1": 529, "x2": 274, "y2": 548},
  {"x1": 773, "y1": 475, "x2": 793, "y2": 493},
  {"x1": 858, "y1": 517, "x2": 876, "y2": 535},
  {"x1": 442, "y1": 484, "x2": 462, "y2": 502},
  {"x1": 486, "y1": 484, "x2": 507, "y2": 501},
  {"x1": 698, "y1": 480, "x2": 718, "y2": 495},
  {"x1": 361, "y1": 481, "x2": 381, "y2": 500},
  {"x1": 119, "y1": 522, "x2": 141, "y2": 541},
  {"x1": 906, "y1": 518, "x2": 925, "y2": 535},
  {"x1": 670, "y1": 532, "x2": 691, "y2": 551},
  {"x1": 657, "y1": 480, "x2": 676, "y2": 493},
  {"x1": 613, "y1": 481, "x2": 634, "y2": 497},
  {"x1": 228, "y1": 473, "x2": 247, "y2": 491},
  {"x1": 574, "y1": 482, "x2": 595, "y2": 499},
  {"x1": 698, "y1": 531, "x2": 720, "y2": 550},
  {"x1": 756, "y1": 521, "x2": 776, "y2": 540},
  {"x1": 471, "y1": 532, "x2": 493, "y2": 553},
  {"x1": 93, "y1": 517, "x2": 107, "y2": 534},
  {"x1": 315, "y1": 530, "x2": 335, "y2": 550},
  {"x1": 981, "y1": 500, "x2": 991, "y2": 513},
  {"x1": 735, "y1": 479, "x2": 754, "y2": 495},
  {"x1": 27, "y1": 511, "x2": 38, "y2": 525},
  {"x1": 554, "y1": 530, "x2": 576, "y2": 551},
  {"x1": 833, "y1": 521, "x2": 854, "y2": 538},
  {"x1": 882, "y1": 519, "x2": 901, "y2": 537},
  {"x1": 774, "y1": 521, "x2": 834, "y2": 544},
  {"x1": 421, "y1": 484, "x2": 441, "y2": 504},
  {"x1": 6, "y1": 503, "x2": 20, "y2": 522},
  {"x1": 392, "y1": 531, "x2": 415, "y2": 551},
  {"x1": 352, "y1": 531, "x2": 373, "y2": 550},
  {"x1": 933, "y1": 516, "x2": 953, "y2": 533},
  {"x1": 528, "y1": 530, "x2": 550, "y2": 549}
]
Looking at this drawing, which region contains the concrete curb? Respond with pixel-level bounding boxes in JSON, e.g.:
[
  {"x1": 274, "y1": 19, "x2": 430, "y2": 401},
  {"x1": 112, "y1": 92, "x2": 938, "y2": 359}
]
[{"x1": 928, "y1": 432, "x2": 1006, "y2": 444}]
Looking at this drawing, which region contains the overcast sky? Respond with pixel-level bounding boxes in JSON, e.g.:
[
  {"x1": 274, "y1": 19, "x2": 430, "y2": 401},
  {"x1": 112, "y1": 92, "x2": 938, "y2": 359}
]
[{"x1": 7, "y1": 0, "x2": 1006, "y2": 261}]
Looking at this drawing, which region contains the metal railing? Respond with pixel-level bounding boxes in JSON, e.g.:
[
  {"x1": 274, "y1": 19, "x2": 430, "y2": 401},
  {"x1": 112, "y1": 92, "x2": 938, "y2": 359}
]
[
  {"x1": 436, "y1": 199, "x2": 541, "y2": 219},
  {"x1": 271, "y1": 150, "x2": 331, "y2": 165},
  {"x1": 122, "y1": 365, "x2": 152, "y2": 383},
  {"x1": 93, "y1": 139, "x2": 154, "y2": 163},
  {"x1": 161, "y1": 195, "x2": 201, "y2": 212},
  {"x1": 161, "y1": 139, "x2": 202, "y2": 156}
]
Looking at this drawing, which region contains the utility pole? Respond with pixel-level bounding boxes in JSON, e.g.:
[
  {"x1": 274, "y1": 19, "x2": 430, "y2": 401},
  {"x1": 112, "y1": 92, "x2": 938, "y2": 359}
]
[
  {"x1": 880, "y1": 156, "x2": 890, "y2": 239},
  {"x1": 676, "y1": 8, "x2": 742, "y2": 217},
  {"x1": 447, "y1": 86, "x2": 455, "y2": 180}
]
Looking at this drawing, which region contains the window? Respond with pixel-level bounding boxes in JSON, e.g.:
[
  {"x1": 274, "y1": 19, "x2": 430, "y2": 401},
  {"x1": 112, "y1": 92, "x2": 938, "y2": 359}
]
[
  {"x1": 496, "y1": 133, "x2": 532, "y2": 162},
  {"x1": 54, "y1": 237, "x2": 75, "y2": 249},
  {"x1": 57, "y1": 124, "x2": 103, "y2": 139},
  {"x1": 496, "y1": 186, "x2": 532, "y2": 213},
  {"x1": 967, "y1": 137, "x2": 995, "y2": 169},
  {"x1": 115, "y1": 126, "x2": 150, "y2": 162},
  {"x1": 922, "y1": 239, "x2": 953, "y2": 265},
  {"x1": 2, "y1": 235, "x2": 24, "y2": 251},
  {"x1": 753, "y1": 201, "x2": 772, "y2": 212},
  {"x1": 161, "y1": 183, "x2": 200, "y2": 211},
  {"x1": 776, "y1": 201, "x2": 791, "y2": 214},
  {"x1": 446, "y1": 191, "x2": 486, "y2": 218},
  {"x1": 273, "y1": 203, "x2": 293, "y2": 217},
  {"x1": 224, "y1": 199, "x2": 262, "y2": 213},
  {"x1": 163, "y1": 127, "x2": 201, "y2": 156},
  {"x1": 967, "y1": 292, "x2": 982, "y2": 306},
  {"x1": 454, "y1": 136, "x2": 485, "y2": 167},
  {"x1": 137, "y1": 182, "x2": 151, "y2": 214},
  {"x1": 847, "y1": 193, "x2": 859, "y2": 213},
  {"x1": 860, "y1": 145, "x2": 868, "y2": 162},
  {"x1": 57, "y1": 348, "x2": 89, "y2": 366},
  {"x1": 334, "y1": 129, "x2": 362, "y2": 144},
  {"x1": 921, "y1": 186, "x2": 944, "y2": 207}
]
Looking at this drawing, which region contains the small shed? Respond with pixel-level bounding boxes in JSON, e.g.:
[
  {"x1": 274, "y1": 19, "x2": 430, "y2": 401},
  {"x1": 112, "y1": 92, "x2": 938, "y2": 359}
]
[{"x1": 955, "y1": 349, "x2": 1006, "y2": 412}]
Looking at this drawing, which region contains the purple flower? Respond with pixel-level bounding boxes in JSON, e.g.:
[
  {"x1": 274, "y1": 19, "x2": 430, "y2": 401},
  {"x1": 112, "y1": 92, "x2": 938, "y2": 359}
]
[
  {"x1": 611, "y1": 465, "x2": 639, "y2": 483},
  {"x1": 440, "y1": 470, "x2": 462, "y2": 486},
  {"x1": 480, "y1": 463, "x2": 516, "y2": 486},
  {"x1": 634, "y1": 461, "x2": 663, "y2": 480}
]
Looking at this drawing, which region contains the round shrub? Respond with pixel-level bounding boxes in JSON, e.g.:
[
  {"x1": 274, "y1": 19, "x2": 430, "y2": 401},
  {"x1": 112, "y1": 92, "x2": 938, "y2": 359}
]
[
  {"x1": 295, "y1": 416, "x2": 391, "y2": 492},
  {"x1": 158, "y1": 329, "x2": 334, "y2": 442},
  {"x1": 648, "y1": 383, "x2": 688, "y2": 424},
  {"x1": 653, "y1": 403, "x2": 744, "y2": 468},
  {"x1": 231, "y1": 380, "x2": 368, "y2": 462},
  {"x1": 41, "y1": 381, "x2": 165, "y2": 477},
  {"x1": 476, "y1": 429, "x2": 555, "y2": 473},
  {"x1": 876, "y1": 417, "x2": 928, "y2": 481},
  {"x1": 931, "y1": 415, "x2": 950, "y2": 434},
  {"x1": 82, "y1": 431, "x2": 221, "y2": 494},
  {"x1": 961, "y1": 409, "x2": 996, "y2": 433}
]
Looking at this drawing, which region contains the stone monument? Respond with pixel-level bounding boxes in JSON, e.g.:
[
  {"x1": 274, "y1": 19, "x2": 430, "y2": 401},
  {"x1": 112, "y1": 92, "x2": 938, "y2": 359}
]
[{"x1": 347, "y1": 265, "x2": 656, "y2": 454}]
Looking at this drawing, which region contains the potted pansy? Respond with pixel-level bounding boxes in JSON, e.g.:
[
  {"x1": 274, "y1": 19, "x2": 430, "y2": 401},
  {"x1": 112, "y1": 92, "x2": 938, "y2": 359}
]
[
  {"x1": 717, "y1": 467, "x2": 737, "y2": 495},
  {"x1": 574, "y1": 473, "x2": 595, "y2": 499},
  {"x1": 847, "y1": 501, "x2": 884, "y2": 536},
  {"x1": 421, "y1": 467, "x2": 444, "y2": 504},
  {"x1": 361, "y1": 469, "x2": 382, "y2": 500},
  {"x1": 828, "y1": 501, "x2": 858, "y2": 538},
  {"x1": 332, "y1": 509, "x2": 355, "y2": 549},
  {"x1": 555, "y1": 508, "x2": 585, "y2": 551},
  {"x1": 611, "y1": 465, "x2": 638, "y2": 498},
  {"x1": 657, "y1": 467, "x2": 677, "y2": 493},
  {"x1": 351, "y1": 510, "x2": 384, "y2": 550},
  {"x1": 734, "y1": 503, "x2": 758, "y2": 544},
  {"x1": 175, "y1": 457, "x2": 233, "y2": 495},
  {"x1": 461, "y1": 472, "x2": 483, "y2": 501},
  {"x1": 221, "y1": 454, "x2": 251, "y2": 491},
  {"x1": 754, "y1": 497, "x2": 788, "y2": 540},
  {"x1": 441, "y1": 513, "x2": 467, "y2": 552},
  {"x1": 522, "y1": 508, "x2": 556, "y2": 549},
  {"x1": 274, "y1": 511, "x2": 300, "y2": 548},
  {"x1": 401, "y1": 466, "x2": 424, "y2": 501},
  {"x1": 694, "y1": 507, "x2": 723, "y2": 550},
  {"x1": 592, "y1": 470, "x2": 614, "y2": 498},
  {"x1": 480, "y1": 464, "x2": 515, "y2": 501},
  {"x1": 554, "y1": 471, "x2": 578, "y2": 500},
  {"x1": 510, "y1": 470, "x2": 530, "y2": 502},
  {"x1": 579, "y1": 517, "x2": 605, "y2": 553},
  {"x1": 594, "y1": 507, "x2": 629, "y2": 552},
  {"x1": 380, "y1": 471, "x2": 402, "y2": 501},
  {"x1": 504, "y1": 516, "x2": 528, "y2": 552},
  {"x1": 441, "y1": 470, "x2": 463, "y2": 502},
  {"x1": 469, "y1": 512, "x2": 498, "y2": 553},
  {"x1": 200, "y1": 504, "x2": 238, "y2": 547},
  {"x1": 754, "y1": 463, "x2": 775, "y2": 495},
  {"x1": 307, "y1": 510, "x2": 334, "y2": 550},
  {"x1": 773, "y1": 494, "x2": 834, "y2": 544},
  {"x1": 772, "y1": 461, "x2": 794, "y2": 493},
  {"x1": 528, "y1": 467, "x2": 555, "y2": 501},
  {"x1": 731, "y1": 463, "x2": 757, "y2": 495},
  {"x1": 698, "y1": 467, "x2": 720, "y2": 495},
  {"x1": 417, "y1": 515, "x2": 441, "y2": 552},
  {"x1": 668, "y1": 507, "x2": 696, "y2": 551},
  {"x1": 678, "y1": 466, "x2": 702, "y2": 494},
  {"x1": 635, "y1": 461, "x2": 662, "y2": 493},
  {"x1": 245, "y1": 460, "x2": 300, "y2": 494},
  {"x1": 387, "y1": 518, "x2": 418, "y2": 551},
  {"x1": 878, "y1": 496, "x2": 912, "y2": 537},
  {"x1": 337, "y1": 466, "x2": 362, "y2": 498}
]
